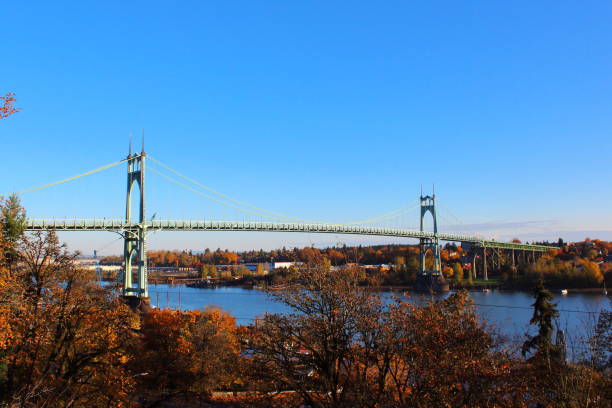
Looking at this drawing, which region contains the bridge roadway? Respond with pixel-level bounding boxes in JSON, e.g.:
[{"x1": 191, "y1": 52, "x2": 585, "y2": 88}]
[{"x1": 25, "y1": 218, "x2": 555, "y2": 252}]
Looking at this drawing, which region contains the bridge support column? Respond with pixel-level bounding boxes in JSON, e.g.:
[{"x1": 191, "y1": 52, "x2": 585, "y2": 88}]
[
  {"x1": 123, "y1": 140, "x2": 148, "y2": 298},
  {"x1": 483, "y1": 246, "x2": 488, "y2": 281},
  {"x1": 415, "y1": 194, "x2": 448, "y2": 292}
]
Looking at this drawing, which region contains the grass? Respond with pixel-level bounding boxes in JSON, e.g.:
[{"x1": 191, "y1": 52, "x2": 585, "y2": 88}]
[{"x1": 452, "y1": 278, "x2": 500, "y2": 286}]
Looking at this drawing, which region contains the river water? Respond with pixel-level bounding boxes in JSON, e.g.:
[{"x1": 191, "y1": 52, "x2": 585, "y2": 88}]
[{"x1": 148, "y1": 284, "x2": 610, "y2": 351}]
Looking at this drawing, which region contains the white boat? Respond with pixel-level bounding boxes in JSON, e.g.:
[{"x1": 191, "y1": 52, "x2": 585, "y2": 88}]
[{"x1": 561, "y1": 289, "x2": 568, "y2": 295}]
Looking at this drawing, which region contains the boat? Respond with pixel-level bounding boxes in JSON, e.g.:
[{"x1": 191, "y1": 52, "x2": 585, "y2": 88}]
[{"x1": 561, "y1": 289, "x2": 568, "y2": 295}]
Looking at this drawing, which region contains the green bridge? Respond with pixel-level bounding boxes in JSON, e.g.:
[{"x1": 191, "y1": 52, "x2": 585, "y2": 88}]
[
  {"x1": 11, "y1": 141, "x2": 556, "y2": 297},
  {"x1": 25, "y1": 218, "x2": 553, "y2": 252}
]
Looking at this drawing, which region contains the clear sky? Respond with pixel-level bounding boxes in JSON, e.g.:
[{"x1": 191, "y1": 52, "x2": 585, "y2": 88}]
[{"x1": 1, "y1": 1, "x2": 611, "y2": 254}]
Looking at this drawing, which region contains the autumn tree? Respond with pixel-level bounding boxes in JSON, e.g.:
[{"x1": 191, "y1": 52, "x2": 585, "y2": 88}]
[
  {"x1": 209, "y1": 263, "x2": 218, "y2": 278},
  {"x1": 0, "y1": 231, "x2": 135, "y2": 407},
  {"x1": 256, "y1": 263, "x2": 266, "y2": 276},
  {"x1": 251, "y1": 264, "x2": 388, "y2": 407},
  {"x1": 379, "y1": 292, "x2": 520, "y2": 408},
  {"x1": 133, "y1": 307, "x2": 243, "y2": 406},
  {"x1": 199, "y1": 264, "x2": 208, "y2": 278},
  {"x1": 250, "y1": 264, "x2": 515, "y2": 407},
  {"x1": 442, "y1": 265, "x2": 454, "y2": 279},
  {"x1": 453, "y1": 262, "x2": 464, "y2": 281},
  {"x1": 0, "y1": 93, "x2": 19, "y2": 119}
]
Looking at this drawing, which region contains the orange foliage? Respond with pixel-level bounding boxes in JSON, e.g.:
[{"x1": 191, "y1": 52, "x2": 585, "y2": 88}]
[
  {"x1": 0, "y1": 233, "x2": 135, "y2": 407},
  {"x1": 132, "y1": 306, "x2": 243, "y2": 405},
  {"x1": 0, "y1": 93, "x2": 19, "y2": 119}
]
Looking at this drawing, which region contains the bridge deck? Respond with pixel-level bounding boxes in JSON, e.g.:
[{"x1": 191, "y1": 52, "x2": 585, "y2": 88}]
[{"x1": 25, "y1": 219, "x2": 555, "y2": 252}]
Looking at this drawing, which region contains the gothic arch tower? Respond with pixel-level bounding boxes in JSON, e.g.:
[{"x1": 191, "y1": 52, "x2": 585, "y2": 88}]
[
  {"x1": 419, "y1": 194, "x2": 441, "y2": 273},
  {"x1": 416, "y1": 193, "x2": 448, "y2": 292},
  {"x1": 123, "y1": 140, "x2": 148, "y2": 297}
]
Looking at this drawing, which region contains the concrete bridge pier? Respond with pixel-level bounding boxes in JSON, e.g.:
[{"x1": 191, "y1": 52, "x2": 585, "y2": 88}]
[{"x1": 483, "y1": 246, "x2": 488, "y2": 281}]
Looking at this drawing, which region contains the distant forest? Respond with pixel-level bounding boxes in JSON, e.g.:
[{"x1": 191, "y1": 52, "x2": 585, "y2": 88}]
[{"x1": 101, "y1": 239, "x2": 611, "y2": 289}]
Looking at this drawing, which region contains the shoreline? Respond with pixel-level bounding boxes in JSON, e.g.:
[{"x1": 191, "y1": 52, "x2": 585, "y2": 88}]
[{"x1": 180, "y1": 281, "x2": 609, "y2": 295}]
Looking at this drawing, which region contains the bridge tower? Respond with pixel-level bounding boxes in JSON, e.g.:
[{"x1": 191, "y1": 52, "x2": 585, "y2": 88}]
[
  {"x1": 123, "y1": 139, "x2": 148, "y2": 298},
  {"x1": 415, "y1": 193, "x2": 448, "y2": 292}
]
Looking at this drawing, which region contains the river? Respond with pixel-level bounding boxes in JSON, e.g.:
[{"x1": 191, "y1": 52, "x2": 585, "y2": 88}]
[{"x1": 147, "y1": 284, "x2": 610, "y2": 353}]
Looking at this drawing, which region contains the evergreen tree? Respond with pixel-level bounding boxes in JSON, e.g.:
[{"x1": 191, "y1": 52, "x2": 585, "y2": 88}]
[
  {"x1": 591, "y1": 307, "x2": 612, "y2": 370},
  {"x1": 0, "y1": 195, "x2": 26, "y2": 277},
  {"x1": 522, "y1": 279, "x2": 561, "y2": 365}
]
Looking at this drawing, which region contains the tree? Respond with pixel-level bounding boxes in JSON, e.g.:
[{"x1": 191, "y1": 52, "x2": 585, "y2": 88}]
[
  {"x1": 517, "y1": 290, "x2": 610, "y2": 407},
  {"x1": 384, "y1": 292, "x2": 515, "y2": 407},
  {"x1": 209, "y1": 264, "x2": 218, "y2": 278},
  {"x1": 0, "y1": 195, "x2": 26, "y2": 277},
  {"x1": 453, "y1": 262, "x2": 464, "y2": 281},
  {"x1": 252, "y1": 265, "x2": 387, "y2": 407},
  {"x1": 442, "y1": 265, "x2": 454, "y2": 279},
  {"x1": 199, "y1": 264, "x2": 209, "y2": 278},
  {"x1": 0, "y1": 231, "x2": 135, "y2": 407},
  {"x1": 231, "y1": 266, "x2": 239, "y2": 277},
  {"x1": 251, "y1": 265, "x2": 513, "y2": 408},
  {"x1": 133, "y1": 307, "x2": 242, "y2": 406},
  {"x1": 522, "y1": 279, "x2": 561, "y2": 365},
  {"x1": 590, "y1": 306, "x2": 612, "y2": 370},
  {"x1": 0, "y1": 93, "x2": 19, "y2": 119},
  {"x1": 241, "y1": 266, "x2": 252, "y2": 277},
  {"x1": 256, "y1": 263, "x2": 266, "y2": 276}
]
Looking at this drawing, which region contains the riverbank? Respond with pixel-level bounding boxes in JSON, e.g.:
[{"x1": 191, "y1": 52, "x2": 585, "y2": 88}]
[{"x1": 182, "y1": 279, "x2": 609, "y2": 297}]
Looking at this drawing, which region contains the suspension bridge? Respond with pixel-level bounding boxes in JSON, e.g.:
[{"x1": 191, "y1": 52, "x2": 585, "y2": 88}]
[{"x1": 5, "y1": 141, "x2": 554, "y2": 297}]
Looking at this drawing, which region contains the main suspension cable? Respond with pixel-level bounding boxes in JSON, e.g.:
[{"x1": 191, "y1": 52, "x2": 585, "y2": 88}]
[
  {"x1": 1, "y1": 158, "x2": 127, "y2": 199},
  {"x1": 149, "y1": 157, "x2": 422, "y2": 226},
  {"x1": 437, "y1": 200, "x2": 467, "y2": 226},
  {"x1": 149, "y1": 167, "x2": 294, "y2": 220},
  {"x1": 149, "y1": 156, "x2": 309, "y2": 222},
  {"x1": 344, "y1": 201, "x2": 421, "y2": 225}
]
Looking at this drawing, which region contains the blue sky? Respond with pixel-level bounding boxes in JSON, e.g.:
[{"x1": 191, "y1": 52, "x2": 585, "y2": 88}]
[{"x1": 1, "y1": 1, "x2": 611, "y2": 254}]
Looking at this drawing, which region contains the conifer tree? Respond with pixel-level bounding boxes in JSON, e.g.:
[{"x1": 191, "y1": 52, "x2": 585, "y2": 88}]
[
  {"x1": 0, "y1": 195, "x2": 26, "y2": 277},
  {"x1": 522, "y1": 279, "x2": 561, "y2": 365}
]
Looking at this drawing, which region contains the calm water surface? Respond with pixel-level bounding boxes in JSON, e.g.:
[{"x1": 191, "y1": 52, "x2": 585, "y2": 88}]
[{"x1": 148, "y1": 284, "x2": 610, "y2": 343}]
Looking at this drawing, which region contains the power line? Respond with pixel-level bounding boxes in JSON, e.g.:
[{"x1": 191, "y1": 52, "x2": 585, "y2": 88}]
[
  {"x1": 146, "y1": 291, "x2": 604, "y2": 315},
  {"x1": 472, "y1": 302, "x2": 600, "y2": 315},
  {"x1": 148, "y1": 290, "x2": 272, "y2": 296}
]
